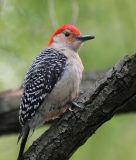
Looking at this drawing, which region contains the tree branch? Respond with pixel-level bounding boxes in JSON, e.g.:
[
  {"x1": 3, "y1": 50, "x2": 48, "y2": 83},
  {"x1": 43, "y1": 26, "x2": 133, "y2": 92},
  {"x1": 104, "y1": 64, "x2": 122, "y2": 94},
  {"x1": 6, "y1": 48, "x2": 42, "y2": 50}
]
[
  {"x1": 0, "y1": 88, "x2": 22, "y2": 134},
  {"x1": 22, "y1": 53, "x2": 136, "y2": 160},
  {"x1": 0, "y1": 56, "x2": 136, "y2": 135}
]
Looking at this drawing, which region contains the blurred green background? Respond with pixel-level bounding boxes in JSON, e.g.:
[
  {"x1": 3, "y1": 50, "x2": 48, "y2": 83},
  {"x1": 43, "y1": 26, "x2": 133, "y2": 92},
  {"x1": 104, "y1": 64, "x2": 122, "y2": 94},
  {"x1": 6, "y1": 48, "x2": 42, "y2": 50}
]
[{"x1": 0, "y1": 0, "x2": 136, "y2": 159}]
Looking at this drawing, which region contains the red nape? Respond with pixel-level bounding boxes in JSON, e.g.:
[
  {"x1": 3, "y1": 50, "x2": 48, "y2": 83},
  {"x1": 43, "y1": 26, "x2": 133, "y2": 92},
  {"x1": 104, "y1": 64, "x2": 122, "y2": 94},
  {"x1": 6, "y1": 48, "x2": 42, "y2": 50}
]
[{"x1": 48, "y1": 24, "x2": 81, "y2": 46}]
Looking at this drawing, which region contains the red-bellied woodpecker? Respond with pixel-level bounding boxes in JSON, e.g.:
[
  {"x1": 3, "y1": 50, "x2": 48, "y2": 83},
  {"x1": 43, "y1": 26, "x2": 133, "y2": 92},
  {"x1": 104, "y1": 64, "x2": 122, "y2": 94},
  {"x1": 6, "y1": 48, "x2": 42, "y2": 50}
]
[{"x1": 17, "y1": 24, "x2": 95, "y2": 160}]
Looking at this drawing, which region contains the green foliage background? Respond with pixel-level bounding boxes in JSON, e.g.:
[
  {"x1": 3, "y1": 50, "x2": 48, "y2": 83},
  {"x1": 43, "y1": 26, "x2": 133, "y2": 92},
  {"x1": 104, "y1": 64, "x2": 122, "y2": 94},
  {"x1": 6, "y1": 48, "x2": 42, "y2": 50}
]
[{"x1": 0, "y1": 0, "x2": 136, "y2": 159}]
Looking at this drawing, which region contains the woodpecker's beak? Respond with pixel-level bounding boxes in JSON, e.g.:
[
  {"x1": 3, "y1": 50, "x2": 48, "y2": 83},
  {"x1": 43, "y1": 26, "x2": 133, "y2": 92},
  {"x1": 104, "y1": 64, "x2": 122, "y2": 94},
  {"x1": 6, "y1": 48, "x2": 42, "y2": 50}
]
[{"x1": 76, "y1": 35, "x2": 95, "y2": 42}]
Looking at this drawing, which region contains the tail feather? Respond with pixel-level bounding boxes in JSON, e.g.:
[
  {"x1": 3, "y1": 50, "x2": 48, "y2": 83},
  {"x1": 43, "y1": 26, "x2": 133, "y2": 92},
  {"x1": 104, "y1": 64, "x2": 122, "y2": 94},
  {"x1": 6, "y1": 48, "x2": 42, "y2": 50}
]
[{"x1": 17, "y1": 125, "x2": 30, "y2": 160}]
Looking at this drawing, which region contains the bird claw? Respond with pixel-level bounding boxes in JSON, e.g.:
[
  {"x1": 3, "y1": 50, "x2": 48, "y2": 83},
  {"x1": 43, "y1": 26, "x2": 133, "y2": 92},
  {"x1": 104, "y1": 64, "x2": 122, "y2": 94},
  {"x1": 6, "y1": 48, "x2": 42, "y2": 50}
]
[
  {"x1": 68, "y1": 101, "x2": 84, "y2": 111},
  {"x1": 68, "y1": 107, "x2": 74, "y2": 111},
  {"x1": 72, "y1": 102, "x2": 84, "y2": 109}
]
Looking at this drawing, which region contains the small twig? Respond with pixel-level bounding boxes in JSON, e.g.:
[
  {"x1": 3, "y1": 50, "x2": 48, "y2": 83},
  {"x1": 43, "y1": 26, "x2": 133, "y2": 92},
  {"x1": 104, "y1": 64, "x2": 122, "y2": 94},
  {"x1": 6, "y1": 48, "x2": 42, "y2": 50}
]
[
  {"x1": 71, "y1": 0, "x2": 79, "y2": 25},
  {"x1": 47, "y1": 0, "x2": 59, "y2": 30}
]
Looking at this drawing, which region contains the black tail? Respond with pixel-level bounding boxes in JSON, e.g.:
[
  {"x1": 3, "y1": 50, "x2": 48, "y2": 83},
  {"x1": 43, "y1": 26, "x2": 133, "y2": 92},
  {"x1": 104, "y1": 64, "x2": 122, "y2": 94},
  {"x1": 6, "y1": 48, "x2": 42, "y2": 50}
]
[{"x1": 17, "y1": 125, "x2": 30, "y2": 160}]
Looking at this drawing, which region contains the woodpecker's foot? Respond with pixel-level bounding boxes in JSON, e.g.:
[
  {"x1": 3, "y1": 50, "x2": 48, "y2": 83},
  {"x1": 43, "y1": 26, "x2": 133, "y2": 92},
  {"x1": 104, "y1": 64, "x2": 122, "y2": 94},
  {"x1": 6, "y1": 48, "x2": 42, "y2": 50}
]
[
  {"x1": 68, "y1": 101, "x2": 84, "y2": 111},
  {"x1": 72, "y1": 102, "x2": 84, "y2": 109},
  {"x1": 68, "y1": 107, "x2": 74, "y2": 112}
]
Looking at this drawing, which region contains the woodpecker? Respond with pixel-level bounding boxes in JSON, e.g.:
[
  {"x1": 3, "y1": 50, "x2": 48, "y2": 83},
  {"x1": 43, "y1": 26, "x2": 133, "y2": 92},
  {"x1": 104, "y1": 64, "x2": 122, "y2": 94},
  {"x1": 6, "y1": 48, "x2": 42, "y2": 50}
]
[{"x1": 17, "y1": 24, "x2": 94, "y2": 160}]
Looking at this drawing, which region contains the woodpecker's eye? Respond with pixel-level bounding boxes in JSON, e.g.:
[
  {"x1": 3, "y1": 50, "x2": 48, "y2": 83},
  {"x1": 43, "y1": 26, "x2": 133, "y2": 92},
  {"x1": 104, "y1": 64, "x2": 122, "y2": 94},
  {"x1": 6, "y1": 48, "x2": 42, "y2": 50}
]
[{"x1": 64, "y1": 32, "x2": 70, "y2": 37}]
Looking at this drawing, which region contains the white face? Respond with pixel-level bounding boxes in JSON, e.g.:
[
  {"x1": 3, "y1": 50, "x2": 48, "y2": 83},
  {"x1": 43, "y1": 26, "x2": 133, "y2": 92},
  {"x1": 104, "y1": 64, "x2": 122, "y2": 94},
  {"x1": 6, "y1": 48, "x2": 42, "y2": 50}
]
[{"x1": 52, "y1": 30, "x2": 83, "y2": 52}]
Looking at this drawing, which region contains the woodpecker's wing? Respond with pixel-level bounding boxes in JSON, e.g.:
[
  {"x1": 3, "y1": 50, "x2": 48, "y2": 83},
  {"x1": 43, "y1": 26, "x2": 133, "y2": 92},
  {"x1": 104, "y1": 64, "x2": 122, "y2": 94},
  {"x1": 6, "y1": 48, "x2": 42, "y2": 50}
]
[{"x1": 19, "y1": 48, "x2": 67, "y2": 126}]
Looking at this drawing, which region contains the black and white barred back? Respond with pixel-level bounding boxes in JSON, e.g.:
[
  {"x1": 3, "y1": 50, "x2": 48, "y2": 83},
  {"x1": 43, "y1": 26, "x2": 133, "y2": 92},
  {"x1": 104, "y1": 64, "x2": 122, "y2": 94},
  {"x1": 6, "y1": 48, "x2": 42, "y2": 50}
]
[{"x1": 19, "y1": 48, "x2": 67, "y2": 126}]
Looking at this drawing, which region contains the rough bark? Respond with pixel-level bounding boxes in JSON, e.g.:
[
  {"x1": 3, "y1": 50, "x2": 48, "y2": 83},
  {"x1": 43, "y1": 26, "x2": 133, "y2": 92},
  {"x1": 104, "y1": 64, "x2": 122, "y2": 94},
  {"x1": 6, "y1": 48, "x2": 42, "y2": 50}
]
[{"x1": 21, "y1": 53, "x2": 136, "y2": 160}]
